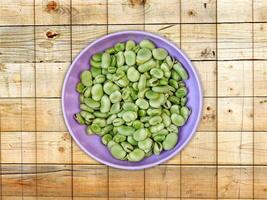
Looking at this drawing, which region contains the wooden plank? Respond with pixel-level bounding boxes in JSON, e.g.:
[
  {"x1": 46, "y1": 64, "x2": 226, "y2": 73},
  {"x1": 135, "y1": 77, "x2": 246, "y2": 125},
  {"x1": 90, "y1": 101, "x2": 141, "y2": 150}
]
[
  {"x1": 218, "y1": 61, "x2": 253, "y2": 97},
  {"x1": 35, "y1": 0, "x2": 70, "y2": 25},
  {"x1": 218, "y1": 132, "x2": 253, "y2": 165},
  {"x1": 0, "y1": 98, "x2": 35, "y2": 132},
  {"x1": 36, "y1": 63, "x2": 69, "y2": 97},
  {"x1": 36, "y1": 26, "x2": 71, "y2": 63},
  {"x1": 21, "y1": 164, "x2": 37, "y2": 196},
  {"x1": 254, "y1": 0, "x2": 267, "y2": 22},
  {"x1": 0, "y1": 27, "x2": 34, "y2": 63},
  {"x1": 0, "y1": 0, "x2": 34, "y2": 25},
  {"x1": 254, "y1": 97, "x2": 267, "y2": 131},
  {"x1": 36, "y1": 132, "x2": 71, "y2": 164},
  {"x1": 218, "y1": 98, "x2": 253, "y2": 131},
  {"x1": 254, "y1": 61, "x2": 267, "y2": 96},
  {"x1": 36, "y1": 98, "x2": 66, "y2": 132},
  {"x1": 72, "y1": 0, "x2": 107, "y2": 24},
  {"x1": 108, "y1": 25, "x2": 144, "y2": 33},
  {"x1": 72, "y1": 25, "x2": 107, "y2": 59},
  {"x1": 254, "y1": 132, "x2": 267, "y2": 164},
  {"x1": 110, "y1": 198, "x2": 142, "y2": 200},
  {"x1": 72, "y1": 141, "x2": 100, "y2": 164},
  {"x1": 181, "y1": 166, "x2": 216, "y2": 198},
  {"x1": 198, "y1": 98, "x2": 216, "y2": 132},
  {"x1": 74, "y1": 198, "x2": 107, "y2": 200},
  {"x1": 181, "y1": 132, "x2": 216, "y2": 164},
  {"x1": 1, "y1": 132, "x2": 22, "y2": 163},
  {"x1": 254, "y1": 23, "x2": 267, "y2": 59},
  {"x1": 218, "y1": 24, "x2": 252, "y2": 60},
  {"x1": 165, "y1": 153, "x2": 180, "y2": 165},
  {"x1": 181, "y1": 24, "x2": 216, "y2": 60},
  {"x1": 144, "y1": 0, "x2": 180, "y2": 23},
  {"x1": 145, "y1": 24, "x2": 180, "y2": 47},
  {"x1": 217, "y1": 0, "x2": 252, "y2": 22},
  {"x1": 192, "y1": 61, "x2": 216, "y2": 97},
  {"x1": 181, "y1": 0, "x2": 216, "y2": 23},
  {"x1": 37, "y1": 165, "x2": 72, "y2": 197},
  {"x1": 1, "y1": 164, "x2": 22, "y2": 196},
  {"x1": 218, "y1": 166, "x2": 253, "y2": 199},
  {"x1": 109, "y1": 168, "x2": 144, "y2": 198},
  {"x1": 108, "y1": 0, "x2": 144, "y2": 24},
  {"x1": 22, "y1": 132, "x2": 36, "y2": 163},
  {"x1": 73, "y1": 165, "x2": 108, "y2": 197},
  {"x1": 254, "y1": 167, "x2": 267, "y2": 198},
  {"x1": 0, "y1": 63, "x2": 35, "y2": 98},
  {"x1": 145, "y1": 165, "x2": 180, "y2": 198}
]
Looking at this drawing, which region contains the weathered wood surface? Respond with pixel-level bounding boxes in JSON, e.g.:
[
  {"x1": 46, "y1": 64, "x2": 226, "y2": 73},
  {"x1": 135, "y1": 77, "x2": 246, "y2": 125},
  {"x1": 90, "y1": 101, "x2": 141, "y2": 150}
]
[{"x1": 0, "y1": 0, "x2": 267, "y2": 199}]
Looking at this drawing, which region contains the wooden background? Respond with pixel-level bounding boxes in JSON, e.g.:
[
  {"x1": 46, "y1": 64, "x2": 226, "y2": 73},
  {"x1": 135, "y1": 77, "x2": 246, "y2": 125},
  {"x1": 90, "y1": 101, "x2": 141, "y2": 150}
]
[{"x1": 0, "y1": 0, "x2": 266, "y2": 199}]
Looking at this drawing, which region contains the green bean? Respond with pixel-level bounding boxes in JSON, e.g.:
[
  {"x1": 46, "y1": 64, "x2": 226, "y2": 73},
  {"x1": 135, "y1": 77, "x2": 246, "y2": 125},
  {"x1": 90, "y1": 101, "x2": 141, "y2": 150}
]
[
  {"x1": 147, "y1": 78, "x2": 159, "y2": 87},
  {"x1": 140, "y1": 39, "x2": 155, "y2": 49},
  {"x1": 116, "y1": 52, "x2": 125, "y2": 66},
  {"x1": 122, "y1": 111, "x2": 137, "y2": 122},
  {"x1": 114, "y1": 42, "x2": 125, "y2": 52},
  {"x1": 171, "y1": 113, "x2": 185, "y2": 126},
  {"x1": 115, "y1": 76, "x2": 129, "y2": 87},
  {"x1": 80, "y1": 103, "x2": 94, "y2": 113},
  {"x1": 138, "y1": 59, "x2": 156, "y2": 73},
  {"x1": 137, "y1": 48, "x2": 152, "y2": 63},
  {"x1": 91, "y1": 84, "x2": 103, "y2": 101},
  {"x1": 180, "y1": 106, "x2": 190, "y2": 121},
  {"x1": 175, "y1": 87, "x2": 188, "y2": 98},
  {"x1": 138, "y1": 88, "x2": 149, "y2": 98},
  {"x1": 170, "y1": 105, "x2": 180, "y2": 114},
  {"x1": 76, "y1": 82, "x2": 85, "y2": 93},
  {"x1": 153, "y1": 134, "x2": 165, "y2": 142},
  {"x1": 145, "y1": 90, "x2": 160, "y2": 100},
  {"x1": 138, "y1": 74, "x2": 147, "y2": 91},
  {"x1": 152, "y1": 48, "x2": 168, "y2": 60},
  {"x1": 124, "y1": 51, "x2": 136, "y2": 66},
  {"x1": 100, "y1": 125, "x2": 113, "y2": 135},
  {"x1": 127, "y1": 66, "x2": 140, "y2": 82},
  {"x1": 94, "y1": 112, "x2": 108, "y2": 118},
  {"x1": 152, "y1": 85, "x2": 175, "y2": 93},
  {"x1": 110, "y1": 144, "x2": 126, "y2": 160},
  {"x1": 105, "y1": 47, "x2": 116, "y2": 54},
  {"x1": 94, "y1": 74, "x2": 106, "y2": 84},
  {"x1": 80, "y1": 111, "x2": 95, "y2": 121},
  {"x1": 90, "y1": 123, "x2": 101, "y2": 133},
  {"x1": 110, "y1": 102, "x2": 121, "y2": 114},
  {"x1": 147, "y1": 108, "x2": 162, "y2": 116},
  {"x1": 112, "y1": 118, "x2": 124, "y2": 126},
  {"x1": 159, "y1": 78, "x2": 169, "y2": 86},
  {"x1": 133, "y1": 120, "x2": 144, "y2": 129},
  {"x1": 100, "y1": 95, "x2": 111, "y2": 113},
  {"x1": 133, "y1": 128, "x2": 148, "y2": 141},
  {"x1": 150, "y1": 68, "x2": 164, "y2": 79},
  {"x1": 127, "y1": 148, "x2": 145, "y2": 162},
  {"x1": 92, "y1": 53, "x2": 102, "y2": 62},
  {"x1": 169, "y1": 79, "x2": 178, "y2": 89},
  {"x1": 113, "y1": 134, "x2": 126, "y2": 143},
  {"x1": 102, "y1": 134, "x2": 112, "y2": 145},
  {"x1": 173, "y1": 62, "x2": 188, "y2": 80},
  {"x1": 74, "y1": 113, "x2": 85, "y2": 124},
  {"x1": 127, "y1": 135, "x2": 138, "y2": 146},
  {"x1": 171, "y1": 70, "x2": 181, "y2": 81},
  {"x1": 101, "y1": 52, "x2": 111, "y2": 69},
  {"x1": 123, "y1": 102, "x2": 138, "y2": 112},
  {"x1": 153, "y1": 142, "x2": 163, "y2": 155},
  {"x1": 126, "y1": 40, "x2": 135, "y2": 50},
  {"x1": 168, "y1": 96, "x2": 180, "y2": 105},
  {"x1": 150, "y1": 123, "x2": 164, "y2": 133},
  {"x1": 80, "y1": 71, "x2": 92, "y2": 87},
  {"x1": 167, "y1": 124, "x2": 178, "y2": 133},
  {"x1": 149, "y1": 116, "x2": 162, "y2": 126},
  {"x1": 135, "y1": 98, "x2": 149, "y2": 110},
  {"x1": 90, "y1": 59, "x2": 101, "y2": 68},
  {"x1": 163, "y1": 132, "x2": 178, "y2": 150},
  {"x1": 83, "y1": 87, "x2": 91, "y2": 98},
  {"x1": 107, "y1": 140, "x2": 116, "y2": 150},
  {"x1": 138, "y1": 138, "x2": 153, "y2": 151},
  {"x1": 180, "y1": 97, "x2": 187, "y2": 106},
  {"x1": 138, "y1": 109, "x2": 146, "y2": 117},
  {"x1": 109, "y1": 91, "x2": 122, "y2": 103},
  {"x1": 121, "y1": 142, "x2": 134, "y2": 153},
  {"x1": 91, "y1": 67, "x2": 102, "y2": 78},
  {"x1": 84, "y1": 98, "x2": 100, "y2": 109}
]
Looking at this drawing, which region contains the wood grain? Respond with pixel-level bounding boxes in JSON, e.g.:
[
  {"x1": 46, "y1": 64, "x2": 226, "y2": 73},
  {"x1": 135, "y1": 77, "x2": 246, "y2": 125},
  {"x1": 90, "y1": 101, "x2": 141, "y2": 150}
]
[
  {"x1": 0, "y1": 27, "x2": 34, "y2": 63},
  {"x1": 198, "y1": 98, "x2": 216, "y2": 131},
  {"x1": 36, "y1": 63, "x2": 69, "y2": 97},
  {"x1": 144, "y1": 0, "x2": 180, "y2": 23},
  {"x1": 35, "y1": 0, "x2": 71, "y2": 25},
  {"x1": 109, "y1": 168, "x2": 144, "y2": 198},
  {"x1": 218, "y1": 61, "x2": 253, "y2": 97},
  {"x1": 73, "y1": 165, "x2": 108, "y2": 197},
  {"x1": 145, "y1": 165, "x2": 180, "y2": 198},
  {"x1": 254, "y1": 132, "x2": 267, "y2": 164},
  {"x1": 218, "y1": 97, "x2": 253, "y2": 131},
  {"x1": 218, "y1": 166, "x2": 253, "y2": 198},
  {"x1": 72, "y1": 0, "x2": 107, "y2": 24},
  {"x1": 181, "y1": 0, "x2": 216, "y2": 23},
  {"x1": 181, "y1": 131, "x2": 216, "y2": 164},
  {"x1": 181, "y1": 166, "x2": 217, "y2": 198},
  {"x1": 181, "y1": 24, "x2": 216, "y2": 60},
  {"x1": 254, "y1": 167, "x2": 267, "y2": 198},
  {"x1": 218, "y1": 132, "x2": 253, "y2": 165},
  {"x1": 254, "y1": 97, "x2": 267, "y2": 131},
  {"x1": 0, "y1": 63, "x2": 35, "y2": 97},
  {"x1": 254, "y1": 0, "x2": 267, "y2": 22},
  {"x1": 254, "y1": 23, "x2": 267, "y2": 59},
  {"x1": 217, "y1": 0, "x2": 252, "y2": 22},
  {"x1": 218, "y1": 23, "x2": 252, "y2": 60},
  {"x1": 0, "y1": 0, "x2": 34, "y2": 25},
  {"x1": 254, "y1": 61, "x2": 267, "y2": 96},
  {"x1": 36, "y1": 26, "x2": 71, "y2": 63}
]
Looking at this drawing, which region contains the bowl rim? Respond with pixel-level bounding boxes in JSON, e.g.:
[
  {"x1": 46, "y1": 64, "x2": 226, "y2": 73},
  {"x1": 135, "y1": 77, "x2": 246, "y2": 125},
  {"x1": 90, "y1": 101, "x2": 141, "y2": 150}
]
[{"x1": 61, "y1": 30, "x2": 203, "y2": 170}]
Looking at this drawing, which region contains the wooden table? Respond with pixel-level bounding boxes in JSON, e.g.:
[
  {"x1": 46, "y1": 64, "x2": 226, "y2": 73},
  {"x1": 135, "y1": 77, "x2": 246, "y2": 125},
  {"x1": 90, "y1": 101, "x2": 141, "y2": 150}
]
[{"x1": 0, "y1": 0, "x2": 266, "y2": 199}]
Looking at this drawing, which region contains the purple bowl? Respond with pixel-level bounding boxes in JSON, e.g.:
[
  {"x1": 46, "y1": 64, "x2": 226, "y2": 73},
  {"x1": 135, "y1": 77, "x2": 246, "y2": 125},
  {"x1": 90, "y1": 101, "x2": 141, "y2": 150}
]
[{"x1": 62, "y1": 31, "x2": 203, "y2": 170}]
